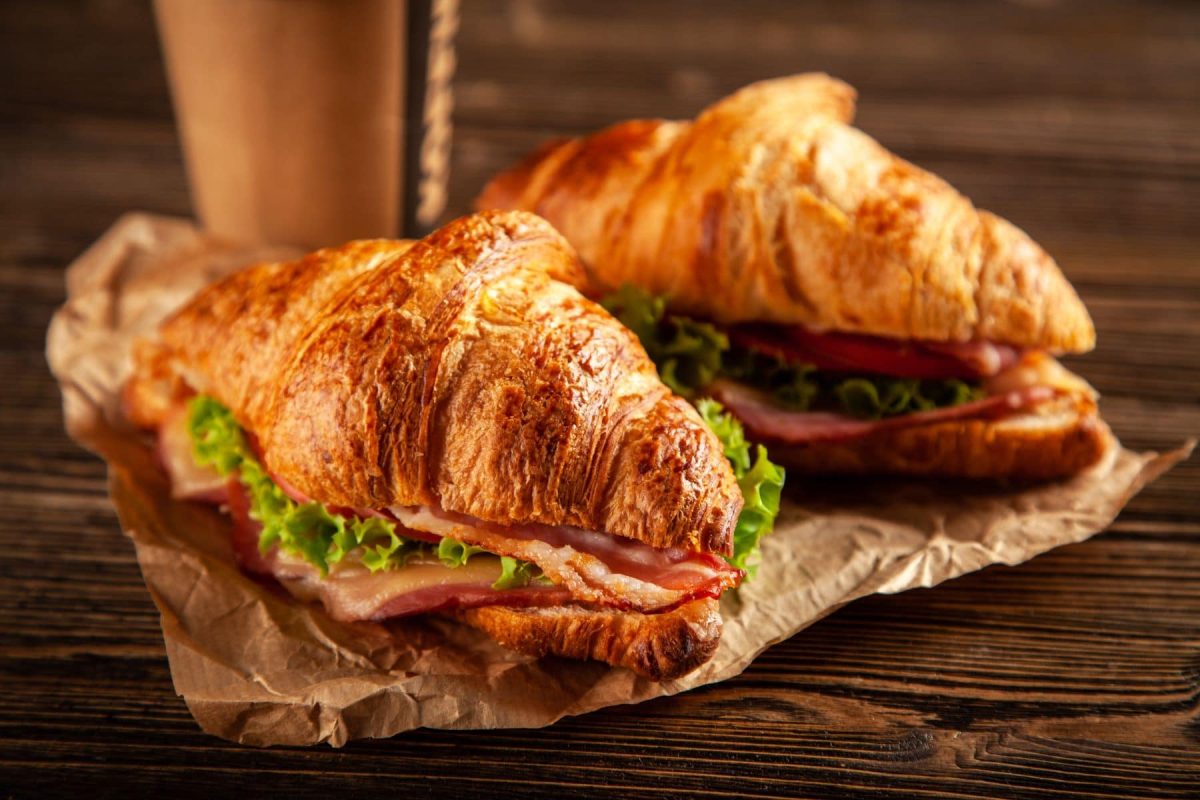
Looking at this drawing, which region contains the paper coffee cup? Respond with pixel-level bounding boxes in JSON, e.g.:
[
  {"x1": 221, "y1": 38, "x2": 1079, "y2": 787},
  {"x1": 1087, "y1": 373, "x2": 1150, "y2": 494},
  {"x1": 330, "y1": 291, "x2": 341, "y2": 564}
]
[{"x1": 154, "y1": 0, "x2": 457, "y2": 248}]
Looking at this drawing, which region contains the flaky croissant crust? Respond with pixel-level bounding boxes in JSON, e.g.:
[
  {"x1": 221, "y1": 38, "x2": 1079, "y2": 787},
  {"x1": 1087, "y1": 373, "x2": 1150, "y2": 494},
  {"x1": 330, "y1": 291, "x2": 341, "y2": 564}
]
[
  {"x1": 478, "y1": 73, "x2": 1095, "y2": 354},
  {"x1": 774, "y1": 394, "x2": 1110, "y2": 480},
  {"x1": 143, "y1": 211, "x2": 742, "y2": 555},
  {"x1": 459, "y1": 597, "x2": 723, "y2": 681}
]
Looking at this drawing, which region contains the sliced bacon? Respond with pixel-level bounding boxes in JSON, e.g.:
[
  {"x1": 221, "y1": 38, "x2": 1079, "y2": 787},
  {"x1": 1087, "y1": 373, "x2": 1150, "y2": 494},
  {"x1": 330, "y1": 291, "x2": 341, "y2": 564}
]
[
  {"x1": 710, "y1": 378, "x2": 1058, "y2": 446},
  {"x1": 731, "y1": 324, "x2": 1022, "y2": 379},
  {"x1": 391, "y1": 507, "x2": 742, "y2": 614}
]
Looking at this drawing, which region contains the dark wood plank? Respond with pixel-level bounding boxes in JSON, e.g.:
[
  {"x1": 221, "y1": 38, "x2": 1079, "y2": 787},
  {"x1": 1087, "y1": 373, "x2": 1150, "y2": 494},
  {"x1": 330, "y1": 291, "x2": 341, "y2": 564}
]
[{"x1": 0, "y1": 0, "x2": 1197, "y2": 797}]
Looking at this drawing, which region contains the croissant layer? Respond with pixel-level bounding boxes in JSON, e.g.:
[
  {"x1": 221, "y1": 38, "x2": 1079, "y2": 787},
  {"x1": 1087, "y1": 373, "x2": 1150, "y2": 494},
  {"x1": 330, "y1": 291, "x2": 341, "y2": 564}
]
[
  {"x1": 477, "y1": 74, "x2": 1095, "y2": 354},
  {"x1": 773, "y1": 395, "x2": 1110, "y2": 480},
  {"x1": 139, "y1": 210, "x2": 742, "y2": 555},
  {"x1": 458, "y1": 598, "x2": 723, "y2": 681}
]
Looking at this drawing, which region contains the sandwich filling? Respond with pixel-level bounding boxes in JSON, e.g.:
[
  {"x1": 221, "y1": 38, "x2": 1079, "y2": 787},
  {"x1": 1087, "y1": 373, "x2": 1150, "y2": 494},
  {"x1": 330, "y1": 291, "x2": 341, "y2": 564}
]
[
  {"x1": 602, "y1": 285, "x2": 1095, "y2": 446},
  {"x1": 155, "y1": 393, "x2": 781, "y2": 622}
]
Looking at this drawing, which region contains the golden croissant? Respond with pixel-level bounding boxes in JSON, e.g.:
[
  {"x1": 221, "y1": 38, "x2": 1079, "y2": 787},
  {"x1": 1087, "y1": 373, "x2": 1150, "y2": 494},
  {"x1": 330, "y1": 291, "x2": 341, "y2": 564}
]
[
  {"x1": 478, "y1": 74, "x2": 1110, "y2": 480},
  {"x1": 125, "y1": 210, "x2": 755, "y2": 679}
]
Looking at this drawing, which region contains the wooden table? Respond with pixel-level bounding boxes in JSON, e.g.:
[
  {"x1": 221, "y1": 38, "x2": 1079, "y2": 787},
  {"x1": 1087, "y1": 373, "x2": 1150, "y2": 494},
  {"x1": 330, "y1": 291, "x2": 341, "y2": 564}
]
[{"x1": 2, "y1": 1, "x2": 1197, "y2": 796}]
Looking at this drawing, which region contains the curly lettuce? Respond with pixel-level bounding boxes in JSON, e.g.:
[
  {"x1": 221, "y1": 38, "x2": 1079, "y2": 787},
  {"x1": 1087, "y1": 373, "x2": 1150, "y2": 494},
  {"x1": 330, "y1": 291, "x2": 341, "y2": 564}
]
[
  {"x1": 436, "y1": 537, "x2": 486, "y2": 568},
  {"x1": 601, "y1": 284, "x2": 727, "y2": 396},
  {"x1": 696, "y1": 399, "x2": 785, "y2": 576},
  {"x1": 722, "y1": 346, "x2": 819, "y2": 412},
  {"x1": 187, "y1": 395, "x2": 543, "y2": 588},
  {"x1": 494, "y1": 556, "x2": 550, "y2": 590},
  {"x1": 832, "y1": 376, "x2": 984, "y2": 420}
]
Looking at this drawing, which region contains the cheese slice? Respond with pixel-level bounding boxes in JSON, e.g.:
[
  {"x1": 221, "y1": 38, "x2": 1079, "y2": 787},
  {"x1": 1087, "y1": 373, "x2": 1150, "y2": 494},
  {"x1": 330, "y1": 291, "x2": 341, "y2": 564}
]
[{"x1": 275, "y1": 553, "x2": 569, "y2": 621}]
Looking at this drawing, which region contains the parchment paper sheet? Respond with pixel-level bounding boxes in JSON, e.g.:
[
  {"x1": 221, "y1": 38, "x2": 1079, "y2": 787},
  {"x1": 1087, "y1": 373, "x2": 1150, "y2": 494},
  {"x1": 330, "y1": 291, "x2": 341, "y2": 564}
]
[{"x1": 46, "y1": 213, "x2": 1191, "y2": 746}]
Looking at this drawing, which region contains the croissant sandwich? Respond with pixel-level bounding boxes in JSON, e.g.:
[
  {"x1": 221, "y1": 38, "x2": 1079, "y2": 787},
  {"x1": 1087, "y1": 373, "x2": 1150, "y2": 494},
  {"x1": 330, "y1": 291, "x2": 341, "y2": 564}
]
[
  {"x1": 121, "y1": 210, "x2": 786, "y2": 680},
  {"x1": 477, "y1": 74, "x2": 1112, "y2": 480}
]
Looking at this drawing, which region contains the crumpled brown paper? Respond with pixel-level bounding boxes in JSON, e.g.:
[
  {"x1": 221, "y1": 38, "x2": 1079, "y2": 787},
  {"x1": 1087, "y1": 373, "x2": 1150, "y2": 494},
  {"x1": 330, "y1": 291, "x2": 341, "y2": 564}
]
[{"x1": 46, "y1": 213, "x2": 1192, "y2": 747}]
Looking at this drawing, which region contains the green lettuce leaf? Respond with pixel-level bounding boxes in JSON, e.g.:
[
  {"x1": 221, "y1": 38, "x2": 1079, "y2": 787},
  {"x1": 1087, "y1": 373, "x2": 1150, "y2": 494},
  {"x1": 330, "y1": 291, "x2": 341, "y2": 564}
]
[
  {"x1": 723, "y1": 346, "x2": 819, "y2": 411},
  {"x1": 731, "y1": 444, "x2": 786, "y2": 575},
  {"x1": 187, "y1": 395, "x2": 537, "y2": 585},
  {"x1": 435, "y1": 538, "x2": 547, "y2": 590},
  {"x1": 696, "y1": 395, "x2": 751, "y2": 473},
  {"x1": 601, "y1": 284, "x2": 728, "y2": 396},
  {"x1": 437, "y1": 537, "x2": 486, "y2": 568},
  {"x1": 188, "y1": 394, "x2": 249, "y2": 476},
  {"x1": 493, "y1": 556, "x2": 550, "y2": 590},
  {"x1": 696, "y1": 398, "x2": 785, "y2": 575},
  {"x1": 830, "y1": 376, "x2": 985, "y2": 420}
]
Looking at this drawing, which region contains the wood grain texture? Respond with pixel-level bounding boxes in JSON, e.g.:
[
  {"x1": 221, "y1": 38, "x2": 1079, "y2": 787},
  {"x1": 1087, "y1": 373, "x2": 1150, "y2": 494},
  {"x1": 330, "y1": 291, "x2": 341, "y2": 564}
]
[{"x1": 1, "y1": 0, "x2": 1197, "y2": 797}]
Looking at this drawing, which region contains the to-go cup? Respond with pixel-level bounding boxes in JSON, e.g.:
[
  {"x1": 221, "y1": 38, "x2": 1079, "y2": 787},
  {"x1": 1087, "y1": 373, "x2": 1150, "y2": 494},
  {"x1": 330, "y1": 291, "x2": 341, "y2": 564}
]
[{"x1": 154, "y1": 0, "x2": 457, "y2": 248}]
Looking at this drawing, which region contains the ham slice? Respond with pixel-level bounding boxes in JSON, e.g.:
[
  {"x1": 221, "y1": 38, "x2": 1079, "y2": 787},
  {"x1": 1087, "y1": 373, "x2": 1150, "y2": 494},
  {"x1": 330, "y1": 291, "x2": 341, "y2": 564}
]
[
  {"x1": 710, "y1": 379, "x2": 1058, "y2": 446},
  {"x1": 731, "y1": 325, "x2": 1022, "y2": 379},
  {"x1": 157, "y1": 403, "x2": 229, "y2": 503}
]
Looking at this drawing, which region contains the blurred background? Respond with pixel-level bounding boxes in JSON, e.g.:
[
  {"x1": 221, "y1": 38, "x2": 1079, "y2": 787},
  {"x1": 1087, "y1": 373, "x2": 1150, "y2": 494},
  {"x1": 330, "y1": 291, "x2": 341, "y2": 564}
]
[
  {"x1": 4, "y1": 0, "x2": 1197, "y2": 258},
  {"x1": 4, "y1": 0, "x2": 1196, "y2": 434}
]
